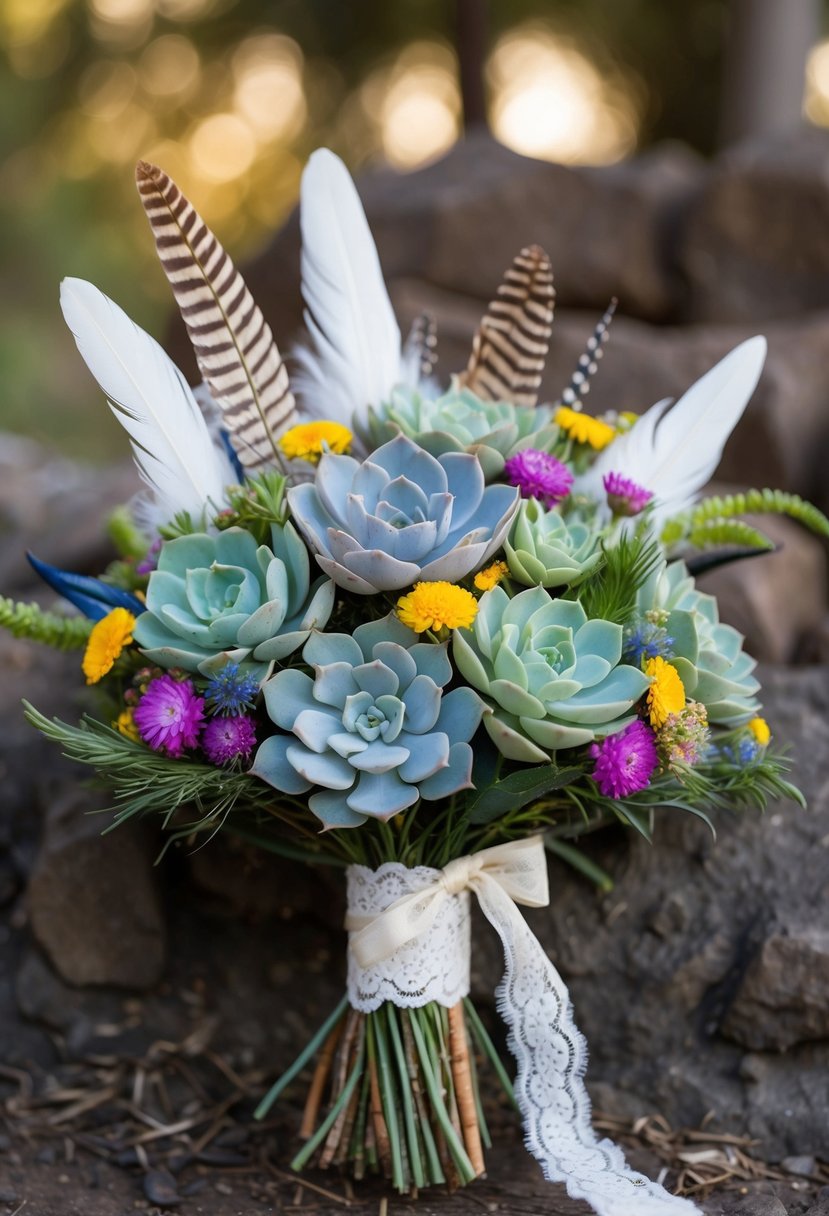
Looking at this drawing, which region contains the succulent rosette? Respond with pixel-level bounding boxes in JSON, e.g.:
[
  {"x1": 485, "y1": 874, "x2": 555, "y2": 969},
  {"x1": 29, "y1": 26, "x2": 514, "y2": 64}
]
[
  {"x1": 251, "y1": 614, "x2": 485, "y2": 827},
  {"x1": 505, "y1": 499, "x2": 604, "y2": 588},
  {"x1": 287, "y1": 433, "x2": 519, "y2": 593},
  {"x1": 363, "y1": 384, "x2": 561, "y2": 481},
  {"x1": 453, "y1": 585, "x2": 650, "y2": 761},
  {"x1": 133, "y1": 523, "x2": 335, "y2": 682},
  {"x1": 637, "y1": 560, "x2": 760, "y2": 725}
]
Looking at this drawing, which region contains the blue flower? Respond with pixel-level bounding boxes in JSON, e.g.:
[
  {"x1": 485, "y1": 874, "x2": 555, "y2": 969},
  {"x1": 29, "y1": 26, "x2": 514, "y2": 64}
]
[
  {"x1": 204, "y1": 662, "x2": 260, "y2": 716},
  {"x1": 623, "y1": 621, "x2": 675, "y2": 665}
]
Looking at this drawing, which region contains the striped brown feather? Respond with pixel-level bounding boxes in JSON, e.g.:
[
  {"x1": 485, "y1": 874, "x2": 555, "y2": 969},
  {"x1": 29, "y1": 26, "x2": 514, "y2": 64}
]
[
  {"x1": 459, "y1": 245, "x2": 554, "y2": 408},
  {"x1": 135, "y1": 160, "x2": 296, "y2": 471},
  {"x1": 560, "y1": 298, "x2": 617, "y2": 407}
]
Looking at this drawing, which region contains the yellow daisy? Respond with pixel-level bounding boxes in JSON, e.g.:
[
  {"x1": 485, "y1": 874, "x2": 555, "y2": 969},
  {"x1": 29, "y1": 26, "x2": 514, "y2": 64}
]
[
  {"x1": 114, "y1": 708, "x2": 140, "y2": 743},
  {"x1": 278, "y1": 420, "x2": 353, "y2": 464},
  {"x1": 397, "y1": 582, "x2": 479, "y2": 635},
  {"x1": 555, "y1": 406, "x2": 615, "y2": 451},
  {"x1": 474, "y1": 561, "x2": 509, "y2": 592},
  {"x1": 747, "y1": 716, "x2": 771, "y2": 746},
  {"x1": 645, "y1": 656, "x2": 685, "y2": 729},
  {"x1": 82, "y1": 608, "x2": 136, "y2": 685}
]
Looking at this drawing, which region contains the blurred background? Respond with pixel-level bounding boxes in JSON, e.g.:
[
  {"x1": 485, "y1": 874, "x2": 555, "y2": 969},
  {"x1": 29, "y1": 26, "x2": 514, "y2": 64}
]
[{"x1": 1, "y1": 0, "x2": 828, "y2": 460}]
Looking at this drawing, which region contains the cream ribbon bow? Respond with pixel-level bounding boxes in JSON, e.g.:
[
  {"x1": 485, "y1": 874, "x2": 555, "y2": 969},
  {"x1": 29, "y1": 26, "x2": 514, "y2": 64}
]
[{"x1": 346, "y1": 835, "x2": 548, "y2": 968}]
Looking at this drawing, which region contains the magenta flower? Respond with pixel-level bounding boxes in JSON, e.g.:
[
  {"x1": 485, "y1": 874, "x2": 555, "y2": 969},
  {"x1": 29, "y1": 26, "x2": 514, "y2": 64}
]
[
  {"x1": 603, "y1": 471, "x2": 653, "y2": 517},
  {"x1": 133, "y1": 674, "x2": 205, "y2": 758},
  {"x1": 589, "y1": 720, "x2": 658, "y2": 798},
  {"x1": 504, "y1": 449, "x2": 574, "y2": 507},
  {"x1": 202, "y1": 714, "x2": 257, "y2": 766}
]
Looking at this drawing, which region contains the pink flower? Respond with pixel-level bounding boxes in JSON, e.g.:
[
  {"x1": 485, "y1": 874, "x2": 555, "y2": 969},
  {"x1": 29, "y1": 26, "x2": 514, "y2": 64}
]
[
  {"x1": 133, "y1": 674, "x2": 205, "y2": 758},
  {"x1": 504, "y1": 449, "x2": 574, "y2": 507},
  {"x1": 589, "y1": 720, "x2": 658, "y2": 798},
  {"x1": 603, "y1": 471, "x2": 653, "y2": 517},
  {"x1": 202, "y1": 714, "x2": 257, "y2": 766}
]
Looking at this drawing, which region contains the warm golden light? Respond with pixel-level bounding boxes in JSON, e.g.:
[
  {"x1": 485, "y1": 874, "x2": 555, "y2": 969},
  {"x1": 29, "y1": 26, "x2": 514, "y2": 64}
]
[
  {"x1": 188, "y1": 112, "x2": 257, "y2": 183},
  {"x1": 489, "y1": 25, "x2": 639, "y2": 164},
  {"x1": 364, "y1": 42, "x2": 461, "y2": 170},
  {"x1": 78, "y1": 59, "x2": 137, "y2": 119},
  {"x1": 88, "y1": 0, "x2": 153, "y2": 22},
  {"x1": 805, "y1": 39, "x2": 829, "y2": 126},
  {"x1": 139, "y1": 34, "x2": 200, "y2": 100},
  {"x1": 232, "y1": 35, "x2": 306, "y2": 141}
]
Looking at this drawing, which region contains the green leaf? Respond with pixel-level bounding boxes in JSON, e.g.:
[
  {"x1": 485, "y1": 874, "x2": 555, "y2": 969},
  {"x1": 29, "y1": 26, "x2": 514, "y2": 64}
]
[
  {"x1": 468, "y1": 763, "x2": 583, "y2": 824},
  {"x1": 545, "y1": 837, "x2": 614, "y2": 891}
]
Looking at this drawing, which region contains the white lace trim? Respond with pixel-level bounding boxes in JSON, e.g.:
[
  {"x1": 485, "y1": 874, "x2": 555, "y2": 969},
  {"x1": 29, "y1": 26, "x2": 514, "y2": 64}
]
[{"x1": 346, "y1": 857, "x2": 700, "y2": 1216}]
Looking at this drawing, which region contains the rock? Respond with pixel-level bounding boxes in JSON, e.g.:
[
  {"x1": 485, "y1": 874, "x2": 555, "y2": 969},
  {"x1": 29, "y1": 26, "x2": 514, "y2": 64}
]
[
  {"x1": 806, "y1": 1190, "x2": 829, "y2": 1216},
  {"x1": 722, "y1": 928, "x2": 829, "y2": 1050},
  {"x1": 714, "y1": 1197, "x2": 789, "y2": 1216},
  {"x1": 683, "y1": 126, "x2": 829, "y2": 322},
  {"x1": 782, "y1": 1156, "x2": 817, "y2": 1178},
  {"x1": 27, "y1": 786, "x2": 165, "y2": 989}
]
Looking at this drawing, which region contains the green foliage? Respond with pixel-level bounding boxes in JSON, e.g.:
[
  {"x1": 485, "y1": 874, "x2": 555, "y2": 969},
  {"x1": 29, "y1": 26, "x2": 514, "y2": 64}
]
[
  {"x1": 577, "y1": 532, "x2": 661, "y2": 626},
  {"x1": 216, "y1": 471, "x2": 288, "y2": 542},
  {"x1": 664, "y1": 488, "x2": 829, "y2": 549},
  {"x1": 106, "y1": 506, "x2": 150, "y2": 560},
  {"x1": 687, "y1": 519, "x2": 774, "y2": 551},
  {"x1": 159, "y1": 510, "x2": 200, "y2": 540},
  {"x1": 467, "y1": 763, "x2": 583, "y2": 825},
  {"x1": 0, "y1": 597, "x2": 92, "y2": 650}
]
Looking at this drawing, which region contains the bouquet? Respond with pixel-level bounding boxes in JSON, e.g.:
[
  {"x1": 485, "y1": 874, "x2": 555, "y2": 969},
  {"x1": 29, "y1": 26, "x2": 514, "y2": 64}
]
[{"x1": 7, "y1": 149, "x2": 827, "y2": 1216}]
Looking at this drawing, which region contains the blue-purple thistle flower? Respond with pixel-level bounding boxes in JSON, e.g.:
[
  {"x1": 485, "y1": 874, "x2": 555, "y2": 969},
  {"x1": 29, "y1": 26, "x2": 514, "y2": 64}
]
[
  {"x1": 503, "y1": 449, "x2": 573, "y2": 507},
  {"x1": 589, "y1": 720, "x2": 658, "y2": 798},
  {"x1": 623, "y1": 619, "x2": 675, "y2": 665},
  {"x1": 204, "y1": 662, "x2": 260, "y2": 716},
  {"x1": 202, "y1": 714, "x2": 257, "y2": 765}
]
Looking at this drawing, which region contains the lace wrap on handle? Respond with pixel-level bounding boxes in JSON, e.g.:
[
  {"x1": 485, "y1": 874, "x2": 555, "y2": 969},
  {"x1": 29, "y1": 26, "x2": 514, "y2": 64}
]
[{"x1": 345, "y1": 840, "x2": 701, "y2": 1216}]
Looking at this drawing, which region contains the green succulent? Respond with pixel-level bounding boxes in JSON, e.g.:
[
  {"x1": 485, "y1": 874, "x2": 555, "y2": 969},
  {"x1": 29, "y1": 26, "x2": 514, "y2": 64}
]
[
  {"x1": 505, "y1": 499, "x2": 604, "y2": 588},
  {"x1": 363, "y1": 383, "x2": 560, "y2": 481},
  {"x1": 133, "y1": 523, "x2": 335, "y2": 684},
  {"x1": 453, "y1": 585, "x2": 650, "y2": 761},
  {"x1": 637, "y1": 560, "x2": 760, "y2": 726}
]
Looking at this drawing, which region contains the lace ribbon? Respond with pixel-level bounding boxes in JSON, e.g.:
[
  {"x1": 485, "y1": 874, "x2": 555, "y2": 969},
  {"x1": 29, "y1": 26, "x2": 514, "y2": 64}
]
[{"x1": 345, "y1": 837, "x2": 700, "y2": 1216}]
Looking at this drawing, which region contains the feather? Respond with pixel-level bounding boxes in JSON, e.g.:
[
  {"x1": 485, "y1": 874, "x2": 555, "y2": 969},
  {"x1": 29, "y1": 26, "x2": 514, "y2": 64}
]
[
  {"x1": 135, "y1": 160, "x2": 296, "y2": 470},
  {"x1": 458, "y1": 245, "x2": 555, "y2": 407},
  {"x1": 27, "y1": 552, "x2": 145, "y2": 620},
  {"x1": 560, "y1": 298, "x2": 616, "y2": 406},
  {"x1": 60, "y1": 277, "x2": 234, "y2": 528},
  {"x1": 583, "y1": 336, "x2": 767, "y2": 527},
  {"x1": 294, "y1": 148, "x2": 401, "y2": 425},
  {"x1": 401, "y1": 312, "x2": 438, "y2": 385}
]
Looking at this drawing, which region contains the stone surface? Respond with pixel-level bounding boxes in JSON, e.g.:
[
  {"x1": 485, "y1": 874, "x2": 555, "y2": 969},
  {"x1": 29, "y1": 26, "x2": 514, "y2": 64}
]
[
  {"x1": 682, "y1": 126, "x2": 829, "y2": 322},
  {"x1": 722, "y1": 929, "x2": 829, "y2": 1050}
]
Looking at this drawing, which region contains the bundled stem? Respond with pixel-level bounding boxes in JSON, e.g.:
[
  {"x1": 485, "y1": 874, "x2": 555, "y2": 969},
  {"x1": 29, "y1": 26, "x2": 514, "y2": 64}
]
[{"x1": 261, "y1": 995, "x2": 510, "y2": 1192}]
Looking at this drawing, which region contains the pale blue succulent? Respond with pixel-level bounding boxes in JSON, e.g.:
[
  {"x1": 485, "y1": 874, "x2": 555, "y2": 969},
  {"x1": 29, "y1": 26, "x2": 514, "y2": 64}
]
[
  {"x1": 505, "y1": 500, "x2": 604, "y2": 588},
  {"x1": 637, "y1": 560, "x2": 760, "y2": 726},
  {"x1": 287, "y1": 433, "x2": 518, "y2": 594},
  {"x1": 453, "y1": 585, "x2": 650, "y2": 761},
  {"x1": 251, "y1": 614, "x2": 485, "y2": 828},
  {"x1": 363, "y1": 384, "x2": 561, "y2": 481},
  {"x1": 133, "y1": 524, "x2": 335, "y2": 684}
]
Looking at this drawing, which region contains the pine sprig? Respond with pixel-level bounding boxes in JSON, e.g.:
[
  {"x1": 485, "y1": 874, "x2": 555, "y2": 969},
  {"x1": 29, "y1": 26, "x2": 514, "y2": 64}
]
[
  {"x1": 663, "y1": 488, "x2": 829, "y2": 547},
  {"x1": 577, "y1": 532, "x2": 662, "y2": 626},
  {"x1": 1, "y1": 598, "x2": 92, "y2": 650}
]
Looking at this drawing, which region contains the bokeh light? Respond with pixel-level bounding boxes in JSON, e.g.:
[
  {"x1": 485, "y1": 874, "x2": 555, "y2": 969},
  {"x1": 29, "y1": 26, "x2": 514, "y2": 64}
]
[
  {"x1": 232, "y1": 35, "x2": 306, "y2": 142},
  {"x1": 488, "y1": 24, "x2": 639, "y2": 164},
  {"x1": 139, "y1": 35, "x2": 201, "y2": 101},
  {"x1": 359, "y1": 41, "x2": 461, "y2": 169},
  {"x1": 804, "y1": 39, "x2": 829, "y2": 127}
]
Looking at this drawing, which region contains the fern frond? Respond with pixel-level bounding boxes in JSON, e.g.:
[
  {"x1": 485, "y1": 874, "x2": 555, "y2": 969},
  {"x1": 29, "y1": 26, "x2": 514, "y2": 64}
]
[
  {"x1": 0, "y1": 598, "x2": 92, "y2": 650},
  {"x1": 687, "y1": 519, "x2": 775, "y2": 551}
]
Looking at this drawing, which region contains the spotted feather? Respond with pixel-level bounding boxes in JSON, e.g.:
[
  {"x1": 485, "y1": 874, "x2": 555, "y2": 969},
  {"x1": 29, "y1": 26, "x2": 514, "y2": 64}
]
[
  {"x1": 560, "y1": 298, "x2": 617, "y2": 408},
  {"x1": 459, "y1": 245, "x2": 554, "y2": 407},
  {"x1": 135, "y1": 160, "x2": 296, "y2": 471}
]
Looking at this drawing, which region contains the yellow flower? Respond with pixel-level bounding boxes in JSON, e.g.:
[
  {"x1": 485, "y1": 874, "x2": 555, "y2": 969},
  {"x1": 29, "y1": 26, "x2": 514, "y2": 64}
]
[
  {"x1": 278, "y1": 420, "x2": 353, "y2": 463},
  {"x1": 645, "y1": 656, "x2": 685, "y2": 728},
  {"x1": 82, "y1": 608, "x2": 136, "y2": 685},
  {"x1": 747, "y1": 716, "x2": 771, "y2": 746},
  {"x1": 115, "y1": 708, "x2": 140, "y2": 743},
  {"x1": 474, "y1": 561, "x2": 509, "y2": 592},
  {"x1": 617, "y1": 411, "x2": 639, "y2": 432},
  {"x1": 555, "y1": 406, "x2": 615, "y2": 451},
  {"x1": 397, "y1": 582, "x2": 479, "y2": 634}
]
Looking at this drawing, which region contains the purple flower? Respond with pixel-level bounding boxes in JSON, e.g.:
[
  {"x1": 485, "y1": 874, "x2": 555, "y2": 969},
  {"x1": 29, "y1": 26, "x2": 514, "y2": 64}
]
[
  {"x1": 589, "y1": 720, "x2": 658, "y2": 798},
  {"x1": 133, "y1": 674, "x2": 205, "y2": 758},
  {"x1": 202, "y1": 714, "x2": 257, "y2": 766},
  {"x1": 504, "y1": 449, "x2": 573, "y2": 507},
  {"x1": 603, "y1": 472, "x2": 653, "y2": 517},
  {"x1": 136, "y1": 538, "x2": 162, "y2": 575}
]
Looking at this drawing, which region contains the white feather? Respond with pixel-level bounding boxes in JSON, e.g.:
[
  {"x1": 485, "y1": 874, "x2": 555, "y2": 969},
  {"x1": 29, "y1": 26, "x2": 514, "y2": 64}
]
[
  {"x1": 581, "y1": 336, "x2": 767, "y2": 527},
  {"x1": 60, "y1": 278, "x2": 234, "y2": 528},
  {"x1": 295, "y1": 149, "x2": 402, "y2": 426}
]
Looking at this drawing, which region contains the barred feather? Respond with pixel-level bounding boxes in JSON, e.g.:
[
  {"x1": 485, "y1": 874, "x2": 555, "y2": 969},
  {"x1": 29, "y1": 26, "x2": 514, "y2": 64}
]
[
  {"x1": 135, "y1": 160, "x2": 296, "y2": 471},
  {"x1": 560, "y1": 298, "x2": 617, "y2": 407},
  {"x1": 402, "y1": 312, "x2": 438, "y2": 383},
  {"x1": 459, "y1": 245, "x2": 554, "y2": 407}
]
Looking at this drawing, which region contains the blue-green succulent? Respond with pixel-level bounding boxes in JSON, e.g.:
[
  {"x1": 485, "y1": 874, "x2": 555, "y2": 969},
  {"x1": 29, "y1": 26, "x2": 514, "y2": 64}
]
[
  {"x1": 505, "y1": 499, "x2": 604, "y2": 588},
  {"x1": 287, "y1": 433, "x2": 518, "y2": 594},
  {"x1": 251, "y1": 613, "x2": 485, "y2": 827},
  {"x1": 133, "y1": 524, "x2": 335, "y2": 683},
  {"x1": 453, "y1": 585, "x2": 650, "y2": 761},
  {"x1": 363, "y1": 383, "x2": 561, "y2": 481},
  {"x1": 637, "y1": 560, "x2": 760, "y2": 725}
]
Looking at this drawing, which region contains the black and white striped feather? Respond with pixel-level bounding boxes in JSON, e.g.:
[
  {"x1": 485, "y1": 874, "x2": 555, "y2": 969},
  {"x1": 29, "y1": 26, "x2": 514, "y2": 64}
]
[
  {"x1": 459, "y1": 245, "x2": 555, "y2": 407},
  {"x1": 135, "y1": 160, "x2": 296, "y2": 472},
  {"x1": 560, "y1": 298, "x2": 617, "y2": 407},
  {"x1": 402, "y1": 312, "x2": 438, "y2": 385}
]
